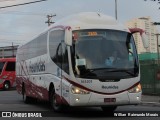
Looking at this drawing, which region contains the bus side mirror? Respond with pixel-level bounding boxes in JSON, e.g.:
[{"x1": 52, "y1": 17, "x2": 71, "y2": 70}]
[
  {"x1": 129, "y1": 28, "x2": 149, "y2": 48},
  {"x1": 65, "y1": 26, "x2": 72, "y2": 46},
  {"x1": 141, "y1": 32, "x2": 149, "y2": 48}
]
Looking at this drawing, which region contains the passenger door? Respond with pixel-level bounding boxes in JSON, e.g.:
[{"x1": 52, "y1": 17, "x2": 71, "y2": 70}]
[
  {"x1": 56, "y1": 42, "x2": 70, "y2": 102},
  {"x1": 61, "y1": 42, "x2": 70, "y2": 102},
  {"x1": 56, "y1": 42, "x2": 63, "y2": 98}
]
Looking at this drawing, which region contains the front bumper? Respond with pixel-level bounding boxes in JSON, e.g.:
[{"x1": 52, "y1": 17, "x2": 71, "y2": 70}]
[{"x1": 69, "y1": 91, "x2": 141, "y2": 106}]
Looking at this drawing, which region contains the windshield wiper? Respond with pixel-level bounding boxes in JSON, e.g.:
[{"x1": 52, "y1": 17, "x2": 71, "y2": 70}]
[
  {"x1": 106, "y1": 68, "x2": 136, "y2": 77},
  {"x1": 80, "y1": 69, "x2": 97, "y2": 78},
  {"x1": 80, "y1": 68, "x2": 117, "y2": 78},
  {"x1": 80, "y1": 68, "x2": 136, "y2": 78}
]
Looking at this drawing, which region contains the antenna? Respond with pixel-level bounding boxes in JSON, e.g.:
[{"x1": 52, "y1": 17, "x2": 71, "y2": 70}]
[{"x1": 45, "y1": 14, "x2": 56, "y2": 26}]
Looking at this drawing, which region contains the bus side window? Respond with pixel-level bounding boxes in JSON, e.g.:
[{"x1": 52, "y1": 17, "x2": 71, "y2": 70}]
[
  {"x1": 56, "y1": 43, "x2": 63, "y2": 69},
  {"x1": 55, "y1": 42, "x2": 69, "y2": 74},
  {"x1": 0, "y1": 62, "x2": 5, "y2": 74},
  {"x1": 49, "y1": 30, "x2": 65, "y2": 65},
  {"x1": 62, "y1": 43, "x2": 69, "y2": 74},
  {"x1": 5, "y1": 62, "x2": 15, "y2": 71}
]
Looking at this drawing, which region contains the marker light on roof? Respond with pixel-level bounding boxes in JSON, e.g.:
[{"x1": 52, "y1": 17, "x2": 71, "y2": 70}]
[{"x1": 88, "y1": 32, "x2": 97, "y2": 36}]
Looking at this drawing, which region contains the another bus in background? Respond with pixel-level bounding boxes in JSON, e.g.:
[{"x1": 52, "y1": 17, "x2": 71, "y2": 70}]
[{"x1": 0, "y1": 58, "x2": 16, "y2": 90}]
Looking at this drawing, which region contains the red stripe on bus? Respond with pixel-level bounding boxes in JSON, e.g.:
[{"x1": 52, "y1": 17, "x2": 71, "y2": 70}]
[{"x1": 63, "y1": 76, "x2": 139, "y2": 95}]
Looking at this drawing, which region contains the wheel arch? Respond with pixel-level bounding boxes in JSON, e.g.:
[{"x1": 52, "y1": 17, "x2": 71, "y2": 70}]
[{"x1": 48, "y1": 82, "x2": 55, "y2": 100}]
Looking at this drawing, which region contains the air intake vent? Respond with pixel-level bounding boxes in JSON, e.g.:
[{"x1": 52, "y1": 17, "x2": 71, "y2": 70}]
[{"x1": 99, "y1": 79, "x2": 120, "y2": 82}]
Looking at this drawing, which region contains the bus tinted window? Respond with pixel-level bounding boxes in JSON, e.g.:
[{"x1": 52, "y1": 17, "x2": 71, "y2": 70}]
[
  {"x1": 5, "y1": 62, "x2": 15, "y2": 71},
  {"x1": 72, "y1": 29, "x2": 139, "y2": 79},
  {"x1": 17, "y1": 32, "x2": 48, "y2": 61},
  {"x1": 49, "y1": 30, "x2": 65, "y2": 62},
  {"x1": 0, "y1": 62, "x2": 5, "y2": 74},
  {"x1": 62, "y1": 44, "x2": 69, "y2": 74}
]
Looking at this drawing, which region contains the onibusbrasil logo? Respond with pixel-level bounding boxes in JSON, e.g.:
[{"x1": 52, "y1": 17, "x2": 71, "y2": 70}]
[{"x1": 1, "y1": 112, "x2": 42, "y2": 118}]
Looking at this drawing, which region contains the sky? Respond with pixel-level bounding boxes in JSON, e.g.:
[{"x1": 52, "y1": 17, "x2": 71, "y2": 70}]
[{"x1": 0, "y1": 0, "x2": 160, "y2": 47}]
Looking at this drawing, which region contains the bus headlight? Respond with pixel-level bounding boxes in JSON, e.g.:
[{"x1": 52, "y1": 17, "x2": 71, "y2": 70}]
[
  {"x1": 71, "y1": 85, "x2": 90, "y2": 94},
  {"x1": 128, "y1": 83, "x2": 142, "y2": 93}
]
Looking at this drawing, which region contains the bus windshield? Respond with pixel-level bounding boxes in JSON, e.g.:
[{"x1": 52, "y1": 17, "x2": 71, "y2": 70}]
[
  {"x1": 71, "y1": 29, "x2": 139, "y2": 80},
  {"x1": 0, "y1": 62, "x2": 5, "y2": 75}
]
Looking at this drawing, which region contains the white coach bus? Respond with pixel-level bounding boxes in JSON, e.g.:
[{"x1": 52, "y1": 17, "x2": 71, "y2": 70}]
[{"x1": 16, "y1": 12, "x2": 148, "y2": 112}]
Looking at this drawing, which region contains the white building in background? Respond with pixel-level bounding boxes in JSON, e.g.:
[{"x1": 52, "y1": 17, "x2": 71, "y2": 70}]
[
  {"x1": 125, "y1": 17, "x2": 158, "y2": 54},
  {"x1": 0, "y1": 45, "x2": 18, "y2": 58}
]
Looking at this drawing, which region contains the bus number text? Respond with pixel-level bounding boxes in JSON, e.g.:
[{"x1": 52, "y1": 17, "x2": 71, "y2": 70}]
[{"x1": 81, "y1": 80, "x2": 92, "y2": 84}]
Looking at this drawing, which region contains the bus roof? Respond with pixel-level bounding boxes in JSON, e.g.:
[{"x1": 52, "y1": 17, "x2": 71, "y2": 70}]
[
  {"x1": 0, "y1": 58, "x2": 15, "y2": 62},
  {"x1": 19, "y1": 12, "x2": 129, "y2": 47},
  {"x1": 49, "y1": 12, "x2": 129, "y2": 32}
]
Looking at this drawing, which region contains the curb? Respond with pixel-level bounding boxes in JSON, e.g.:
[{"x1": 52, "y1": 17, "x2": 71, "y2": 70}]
[{"x1": 140, "y1": 102, "x2": 160, "y2": 107}]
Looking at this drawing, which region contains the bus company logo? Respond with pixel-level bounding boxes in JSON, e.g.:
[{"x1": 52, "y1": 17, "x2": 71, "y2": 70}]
[
  {"x1": 1, "y1": 112, "x2": 42, "y2": 118},
  {"x1": 29, "y1": 61, "x2": 45, "y2": 73},
  {"x1": 2, "y1": 112, "x2": 11, "y2": 117},
  {"x1": 102, "y1": 85, "x2": 119, "y2": 89}
]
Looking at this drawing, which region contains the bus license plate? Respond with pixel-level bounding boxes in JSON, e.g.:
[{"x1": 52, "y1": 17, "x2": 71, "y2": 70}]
[{"x1": 104, "y1": 98, "x2": 116, "y2": 103}]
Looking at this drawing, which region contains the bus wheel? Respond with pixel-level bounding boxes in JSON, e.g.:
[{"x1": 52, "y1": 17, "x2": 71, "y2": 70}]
[
  {"x1": 22, "y1": 85, "x2": 31, "y2": 104},
  {"x1": 50, "y1": 88, "x2": 62, "y2": 112},
  {"x1": 3, "y1": 81, "x2": 10, "y2": 90},
  {"x1": 101, "y1": 106, "x2": 117, "y2": 113}
]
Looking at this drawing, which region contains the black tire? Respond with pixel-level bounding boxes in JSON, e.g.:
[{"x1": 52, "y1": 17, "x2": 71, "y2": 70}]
[
  {"x1": 101, "y1": 106, "x2": 117, "y2": 113},
  {"x1": 50, "y1": 88, "x2": 63, "y2": 112},
  {"x1": 22, "y1": 84, "x2": 31, "y2": 104},
  {"x1": 3, "y1": 81, "x2": 10, "y2": 90}
]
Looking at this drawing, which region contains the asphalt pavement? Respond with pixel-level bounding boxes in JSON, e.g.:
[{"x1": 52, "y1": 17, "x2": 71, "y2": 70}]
[{"x1": 141, "y1": 94, "x2": 160, "y2": 106}]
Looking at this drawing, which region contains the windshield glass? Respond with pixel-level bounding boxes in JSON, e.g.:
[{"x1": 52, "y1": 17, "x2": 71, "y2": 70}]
[
  {"x1": 0, "y1": 62, "x2": 5, "y2": 74},
  {"x1": 71, "y1": 29, "x2": 139, "y2": 80}
]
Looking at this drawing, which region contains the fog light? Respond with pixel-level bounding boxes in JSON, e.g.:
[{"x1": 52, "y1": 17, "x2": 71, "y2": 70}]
[
  {"x1": 75, "y1": 98, "x2": 79, "y2": 102},
  {"x1": 137, "y1": 96, "x2": 140, "y2": 100}
]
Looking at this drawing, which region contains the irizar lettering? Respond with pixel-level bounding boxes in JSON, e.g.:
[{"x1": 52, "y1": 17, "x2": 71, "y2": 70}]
[{"x1": 102, "y1": 85, "x2": 118, "y2": 89}]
